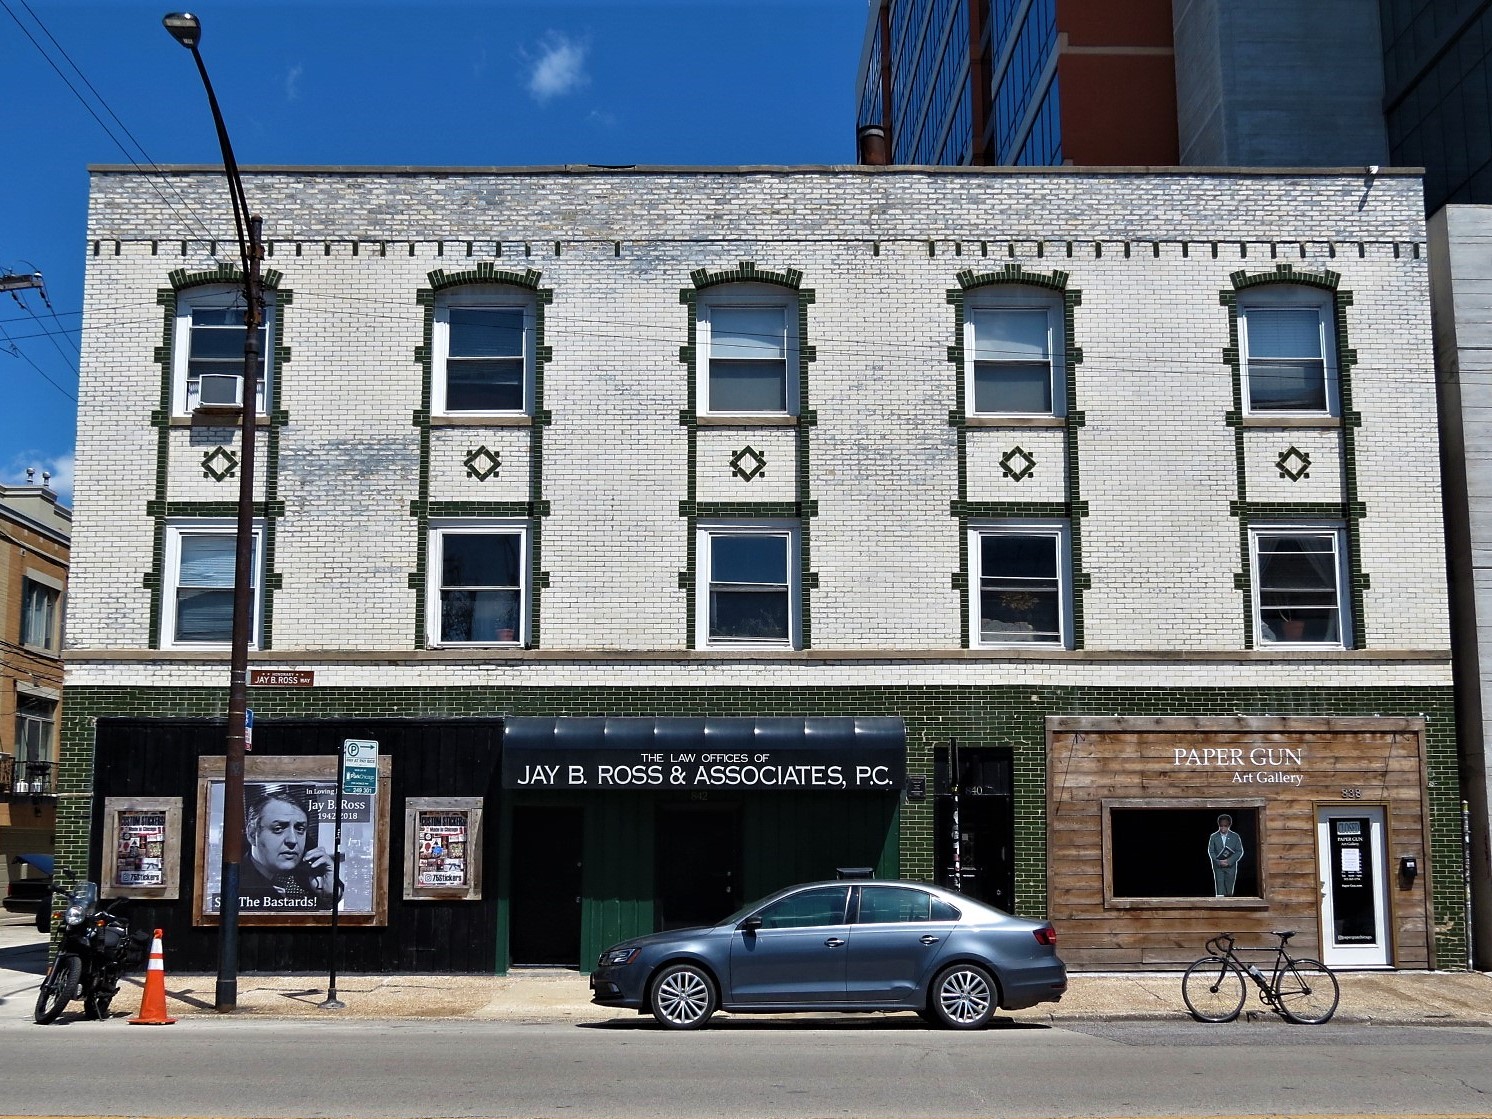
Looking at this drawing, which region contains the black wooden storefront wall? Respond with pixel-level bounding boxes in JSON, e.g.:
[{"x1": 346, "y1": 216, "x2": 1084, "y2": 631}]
[{"x1": 92, "y1": 718, "x2": 502, "y2": 974}]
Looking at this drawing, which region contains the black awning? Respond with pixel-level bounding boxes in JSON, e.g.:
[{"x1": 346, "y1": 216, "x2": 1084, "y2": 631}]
[{"x1": 503, "y1": 716, "x2": 905, "y2": 792}]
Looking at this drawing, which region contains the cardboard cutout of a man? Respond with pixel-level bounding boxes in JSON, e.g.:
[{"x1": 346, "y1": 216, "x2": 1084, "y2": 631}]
[{"x1": 1208, "y1": 813, "x2": 1245, "y2": 896}]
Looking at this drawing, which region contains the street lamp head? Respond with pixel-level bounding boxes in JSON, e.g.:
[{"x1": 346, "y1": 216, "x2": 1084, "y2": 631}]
[{"x1": 162, "y1": 12, "x2": 201, "y2": 49}]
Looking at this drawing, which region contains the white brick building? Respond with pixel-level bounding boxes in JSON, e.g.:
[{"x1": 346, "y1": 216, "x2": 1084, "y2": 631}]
[{"x1": 63, "y1": 165, "x2": 1465, "y2": 974}]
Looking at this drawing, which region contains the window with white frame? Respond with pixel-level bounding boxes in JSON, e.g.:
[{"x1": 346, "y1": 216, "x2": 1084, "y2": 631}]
[
  {"x1": 1251, "y1": 526, "x2": 1347, "y2": 646},
  {"x1": 20, "y1": 577, "x2": 60, "y2": 652},
  {"x1": 971, "y1": 523, "x2": 1069, "y2": 647},
  {"x1": 432, "y1": 288, "x2": 535, "y2": 415},
  {"x1": 1238, "y1": 287, "x2": 1337, "y2": 415},
  {"x1": 698, "y1": 523, "x2": 798, "y2": 648},
  {"x1": 965, "y1": 290, "x2": 1064, "y2": 416},
  {"x1": 697, "y1": 287, "x2": 797, "y2": 415},
  {"x1": 172, "y1": 285, "x2": 274, "y2": 415},
  {"x1": 428, "y1": 523, "x2": 528, "y2": 646},
  {"x1": 162, "y1": 522, "x2": 264, "y2": 648}
]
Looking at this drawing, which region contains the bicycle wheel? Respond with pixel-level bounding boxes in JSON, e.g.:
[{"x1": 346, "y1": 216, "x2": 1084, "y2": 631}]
[
  {"x1": 1182, "y1": 956, "x2": 1246, "y2": 1022},
  {"x1": 1275, "y1": 958, "x2": 1339, "y2": 1024}
]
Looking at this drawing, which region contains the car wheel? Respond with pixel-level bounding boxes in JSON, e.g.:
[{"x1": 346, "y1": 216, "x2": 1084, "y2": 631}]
[
  {"x1": 930, "y1": 963, "x2": 997, "y2": 1030},
  {"x1": 648, "y1": 963, "x2": 717, "y2": 1030},
  {"x1": 34, "y1": 909, "x2": 48, "y2": 933}
]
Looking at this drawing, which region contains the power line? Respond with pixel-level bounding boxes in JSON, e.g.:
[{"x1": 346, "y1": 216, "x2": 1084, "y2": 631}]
[{"x1": 1, "y1": 0, "x2": 215, "y2": 245}]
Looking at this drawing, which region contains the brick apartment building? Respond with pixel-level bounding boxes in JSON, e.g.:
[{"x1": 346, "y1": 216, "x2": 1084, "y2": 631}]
[{"x1": 63, "y1": 164, "x2": 1466, "y2": 974}]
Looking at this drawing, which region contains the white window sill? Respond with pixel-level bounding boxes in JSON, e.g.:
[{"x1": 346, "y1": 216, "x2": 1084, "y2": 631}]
[
  {"x1": 429, "y1": 414, "x2": 533, "y2": 427},
  {"x1": 695, "y1": 414, "x2": 797, "y2": 427},
  {"x1": 964, "y1": 415, "x2": 1065, "y2": 428},
  {"x1": 1240, "y1": 415, "x2": 1341, "y2": 428},
  {"x1": 171, "y1": 414, "x2": 271, "y2": 428}
]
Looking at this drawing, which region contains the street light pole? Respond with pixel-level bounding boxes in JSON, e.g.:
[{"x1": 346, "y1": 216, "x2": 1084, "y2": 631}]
[{"x1": 163, "y1": 11, "x2": 263, "y2": 1013}]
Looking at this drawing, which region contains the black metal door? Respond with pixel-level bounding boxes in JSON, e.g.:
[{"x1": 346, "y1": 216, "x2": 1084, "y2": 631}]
[
  {"x1": 510, "y1": 805, "x2": 583, "y2": 966},
  {"x1": 933, "y1": 745, "x2": 1014, "y2": 910},
  {"x1": 655, "y1": 804, "x2": 743, "y2": 931}
]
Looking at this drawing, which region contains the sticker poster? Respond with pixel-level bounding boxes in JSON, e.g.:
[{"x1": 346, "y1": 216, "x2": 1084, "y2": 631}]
[
  {"x1": 416, "y1": 811, "x2": 469, "y2": 889},
  {"x1": 115, "y1": 811, "x2": 167, "y2": 887}
]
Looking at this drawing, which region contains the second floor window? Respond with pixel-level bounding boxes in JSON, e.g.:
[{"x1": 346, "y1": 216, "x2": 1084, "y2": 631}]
[
  {"x1": 1252, "y1": 527, "x2": 1347, "y2": 646},
  {"x1": 429, "y1": 524, "x2": 527, "y2": 645},
  {"x1": 699, "y1": 524, "x2": 798, "y2": 648},
  {"x1": 972, "y1": 524, "x2": 1068, "y2": 647},
  {"x1": 162, "y1": 522, "x2": 263, "y2": 649}
]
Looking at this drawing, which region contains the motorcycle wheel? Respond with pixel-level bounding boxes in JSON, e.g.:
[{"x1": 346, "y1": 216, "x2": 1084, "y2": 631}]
[{"x1": 34, "y1": 954, "x2": 81, "y2": 1024}]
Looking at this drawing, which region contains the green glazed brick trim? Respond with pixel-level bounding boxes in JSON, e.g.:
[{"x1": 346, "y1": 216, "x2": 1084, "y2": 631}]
[
  {"x1": 949, "y1": 273, "x2": 1086, "y2": 649},
  {"x1": 1230, "y1": 263, "x2": 1340, "y2": 292},
  {"x1": 1223, "y1": 272, "x2": 1364, "y2": 647},
  {"x1": 148, "y1": 274, "x2": 290, "y2": 651},
  {"x1": 956, "y1": 264, "x2": 1070, "y2": 293},
  {"x1": 56, "y1": 682, "x2": 1466, "y2": 965},
  {"x1": 428, "y1": 265, "x2": 543, "y2": 292},
  {"x1": 682, "y1": 500, "x2": 813, "y2": 519},
  {"x1": 680, "y1": 264, "x2": 817, "y2": 649},
  {"x1": 689, "y1": 260, "x2": 803, "y2": 291},
  {"x1": 413, "y1": 268, "x2": 553, "y2": 647},
  {"x1": 416, "y1": 500, "x2": 546, "y2": 518},
  {"x1": 167, "y1": 264, "x2": 284, "y2": 292}
]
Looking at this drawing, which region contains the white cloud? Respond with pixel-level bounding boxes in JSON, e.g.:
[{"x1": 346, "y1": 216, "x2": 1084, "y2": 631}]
[
  {"x1": 527, "y1": 35, "x2": 588, "y2": 103},
  {"x1": 284, "y1": 63, "x2": 303, "y2": 102},
  {"x1": 3, "y1": 451, "x2": 73, "y2": 505}
]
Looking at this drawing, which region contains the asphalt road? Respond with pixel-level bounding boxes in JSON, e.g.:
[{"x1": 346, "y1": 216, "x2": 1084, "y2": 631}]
[{"x1": 0, "y1": 1016, "x2": 1488, "y2": 1119}]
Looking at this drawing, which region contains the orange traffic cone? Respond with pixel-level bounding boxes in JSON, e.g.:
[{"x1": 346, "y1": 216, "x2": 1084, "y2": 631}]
[{"x1": 129, "y1": 928, "x2": 176, "y2": 1025}]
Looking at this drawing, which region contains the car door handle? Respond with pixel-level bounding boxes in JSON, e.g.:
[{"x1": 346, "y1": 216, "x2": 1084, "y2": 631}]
[
  {"x1": 824, "y1": 937, "x2": 846, "y2": 948},
  {"x1": 920, "y1": 935, "x2": 940, "y2": 945}
]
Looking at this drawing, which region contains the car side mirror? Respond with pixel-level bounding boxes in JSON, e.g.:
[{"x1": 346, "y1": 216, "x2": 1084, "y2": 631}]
[{"x1": 740, "y1": 915, "x2": 763, "y2": 933}]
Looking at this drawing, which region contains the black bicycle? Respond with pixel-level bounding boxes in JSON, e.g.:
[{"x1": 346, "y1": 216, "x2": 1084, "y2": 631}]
[{"x1": 1182, "y1": 930, "x2": 1340, "y2": 1024}]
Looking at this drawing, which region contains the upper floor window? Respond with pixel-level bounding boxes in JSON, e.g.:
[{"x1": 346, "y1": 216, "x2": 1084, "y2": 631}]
[
  {"x1": 971, "y1": 522, "x2": 1069, "y2": 647},
  {"x1": 20, "y1": 577, "x2": 60, "y2": 652},
  {"x1": 432, "y1": 288, "x2": 535, "y2": 415},
  {"x1": 1238, "y1": 288, "x2": 1337, "y2": 416},
  {"x1": 698, "y1": 523, "x2": 799, "y2": 649},
  {"x1": 965, "y1": 290, "x2": 1064, "y2": 416},
  {"x1": 162, "y1": 521, "x2": 263, "y2": 649},
  {"x1": 697, "y1": 286, "x2": 797, "y2": 416},
  {"x1": 172, "y1": 286, "x2": 273, "y2": 415},
  {"x1": 1252, "y1": 526, "x2": 1347, "y2": 646},
  {"x1": 428, "y1": 522, "x2": 528, "y2": 646}
]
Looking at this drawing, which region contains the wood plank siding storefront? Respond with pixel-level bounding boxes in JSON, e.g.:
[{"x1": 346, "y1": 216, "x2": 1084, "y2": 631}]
[{"x1": 1047, "y1": 717, "x2": 1437, "y2": 970}]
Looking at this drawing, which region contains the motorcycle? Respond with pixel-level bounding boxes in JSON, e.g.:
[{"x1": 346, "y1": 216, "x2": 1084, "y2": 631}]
[{"x1": 34, "y1": 878, "x2": 150, "y2": 1024}]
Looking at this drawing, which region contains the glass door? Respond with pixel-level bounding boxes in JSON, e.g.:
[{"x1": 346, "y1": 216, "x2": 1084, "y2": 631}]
[{"x1": 1316, "y1": 805, "x2": 1391, "y2": 967}]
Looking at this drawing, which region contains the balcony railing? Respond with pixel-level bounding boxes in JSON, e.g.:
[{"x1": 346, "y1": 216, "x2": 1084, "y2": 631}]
[{"x1": 0, "y1": 755, "x2": 55, "y2": 796}]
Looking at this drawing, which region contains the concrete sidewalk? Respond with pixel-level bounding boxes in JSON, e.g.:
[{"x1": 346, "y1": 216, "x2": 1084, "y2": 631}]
[{"x1": 4, "y1": 918, "x2": 1488, "y2": 1025}]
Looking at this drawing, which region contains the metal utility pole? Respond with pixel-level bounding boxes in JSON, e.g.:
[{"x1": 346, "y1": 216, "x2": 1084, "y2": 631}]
[{"x1": 163, "y1": 10, "x2": 264, "y2": 1013}]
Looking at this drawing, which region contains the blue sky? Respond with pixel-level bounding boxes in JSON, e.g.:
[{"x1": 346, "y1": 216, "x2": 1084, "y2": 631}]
[{"x1": 0, "y1": 0, "x2": 867, "y2": 504}]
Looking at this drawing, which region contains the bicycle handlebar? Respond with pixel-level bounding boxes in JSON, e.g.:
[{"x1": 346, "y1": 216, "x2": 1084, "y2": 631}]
[{"x1": 1205, "y1": 932, "x2": 1237, "y2": 956}]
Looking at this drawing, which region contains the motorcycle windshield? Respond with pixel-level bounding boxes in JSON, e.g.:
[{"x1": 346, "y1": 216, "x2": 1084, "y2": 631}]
[{"x1": 67, "y1": 882, "x2": 98, "y2": 912}]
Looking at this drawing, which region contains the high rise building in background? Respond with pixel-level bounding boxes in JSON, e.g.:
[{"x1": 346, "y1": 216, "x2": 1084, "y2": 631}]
[
  {"x1": 855, "y1": 0, "x2": 1489, "y2": 214},
  {"x1": 855, "y1": 0, "x2": 1178, "y2": 167}
]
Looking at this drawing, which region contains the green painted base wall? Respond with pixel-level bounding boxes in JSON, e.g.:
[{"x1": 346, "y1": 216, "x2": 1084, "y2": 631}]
[{"x1": 58, "y1": 682, "x2": 1467, "y2": 970}]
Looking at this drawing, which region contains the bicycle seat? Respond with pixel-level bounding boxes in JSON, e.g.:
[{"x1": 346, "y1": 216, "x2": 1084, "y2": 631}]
[{"x1": 1273, "y1": 929, "x2": 1296, "y2": 941}]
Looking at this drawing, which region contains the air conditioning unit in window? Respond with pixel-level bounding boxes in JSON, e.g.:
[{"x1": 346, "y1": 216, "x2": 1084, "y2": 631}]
[{"x1": 196, "y1": 373, "x2": 243, "y2": 410}]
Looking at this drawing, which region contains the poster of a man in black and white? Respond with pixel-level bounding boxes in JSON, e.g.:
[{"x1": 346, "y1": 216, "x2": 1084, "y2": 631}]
[
  {"x1": 200, "y1": 770, "x2": 378, "y2": 922},
  {"x1": 238, "y1": 784, "x2": 338, "y2": 909}
]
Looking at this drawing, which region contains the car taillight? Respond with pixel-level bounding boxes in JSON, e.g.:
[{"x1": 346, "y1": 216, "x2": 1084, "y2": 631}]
[{"x1": 1033, "y1": 926, "x2": 1057, "y2": 946}]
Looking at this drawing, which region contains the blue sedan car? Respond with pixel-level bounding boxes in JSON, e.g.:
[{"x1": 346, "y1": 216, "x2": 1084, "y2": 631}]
[{"x1": 590, "y1": 879, "x2": 1066, "y2": 1029}]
